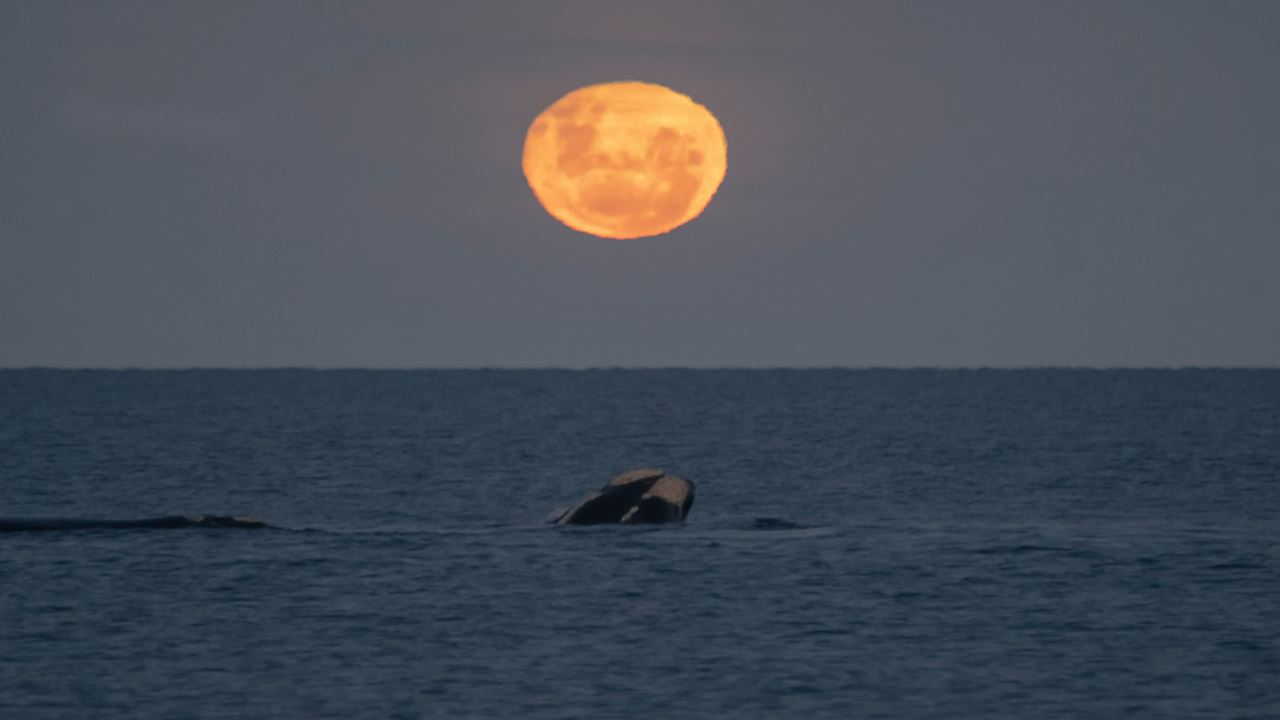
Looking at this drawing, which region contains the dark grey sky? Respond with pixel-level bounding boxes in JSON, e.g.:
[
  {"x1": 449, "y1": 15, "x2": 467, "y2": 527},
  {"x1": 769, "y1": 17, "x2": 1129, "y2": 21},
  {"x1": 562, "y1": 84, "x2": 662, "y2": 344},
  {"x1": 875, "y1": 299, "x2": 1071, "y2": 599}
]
[{"x1": 3, "y1": 1, "x2": 1277, "y2": 367}]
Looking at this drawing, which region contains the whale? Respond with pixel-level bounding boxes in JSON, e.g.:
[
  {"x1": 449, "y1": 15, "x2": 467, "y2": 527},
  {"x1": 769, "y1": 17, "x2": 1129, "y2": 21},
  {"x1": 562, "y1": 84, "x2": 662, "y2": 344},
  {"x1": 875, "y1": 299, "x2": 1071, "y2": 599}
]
[
  {"x1": 0, "y1": 515, "x2": 266, "y2": 533},
  {"x1": 553, "y1": 468, "x2": 695, "y2": 525}
]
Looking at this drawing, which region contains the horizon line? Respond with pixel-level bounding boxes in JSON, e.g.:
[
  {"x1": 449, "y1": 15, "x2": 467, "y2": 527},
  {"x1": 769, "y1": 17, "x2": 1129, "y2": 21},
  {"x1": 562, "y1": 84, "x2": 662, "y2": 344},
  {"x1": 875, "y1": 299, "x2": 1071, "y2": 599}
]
[{"x1": 2, "y1": 365, "x2": 1278, "y2": 372}]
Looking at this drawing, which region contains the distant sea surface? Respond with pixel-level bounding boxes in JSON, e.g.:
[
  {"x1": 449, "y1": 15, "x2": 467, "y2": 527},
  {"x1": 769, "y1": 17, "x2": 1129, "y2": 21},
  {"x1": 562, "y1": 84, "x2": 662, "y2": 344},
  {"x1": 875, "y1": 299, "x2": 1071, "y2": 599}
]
[{"x1": 2, "y1": 369, "x2": 1278, "y2": 719}]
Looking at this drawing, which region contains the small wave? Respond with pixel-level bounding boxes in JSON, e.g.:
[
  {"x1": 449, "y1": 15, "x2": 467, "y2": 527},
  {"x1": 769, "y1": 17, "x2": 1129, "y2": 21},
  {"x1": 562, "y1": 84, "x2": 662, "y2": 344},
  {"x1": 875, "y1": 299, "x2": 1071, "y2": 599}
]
[
  {"x1": 746, "y1": 517, "x2": 812, "y2": 531},
  {"x1": 971, "y1": 544, "x2": 1071, "y2": 555},
  {"x1": 1205, "y1": 562, "x2": 1267, "y2": 571}
]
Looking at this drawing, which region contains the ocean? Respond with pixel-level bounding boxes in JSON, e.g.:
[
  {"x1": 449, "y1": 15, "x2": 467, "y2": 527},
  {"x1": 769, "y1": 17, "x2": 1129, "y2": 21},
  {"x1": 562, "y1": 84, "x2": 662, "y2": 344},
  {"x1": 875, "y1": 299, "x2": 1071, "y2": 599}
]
[{"x1": 2, "y1": 369, "x2": 1277, "y2": 718}]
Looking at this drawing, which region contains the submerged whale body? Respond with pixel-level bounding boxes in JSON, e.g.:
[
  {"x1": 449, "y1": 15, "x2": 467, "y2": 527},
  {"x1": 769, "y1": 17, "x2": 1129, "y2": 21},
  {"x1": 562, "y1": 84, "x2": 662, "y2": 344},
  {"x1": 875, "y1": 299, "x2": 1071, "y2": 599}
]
[
  {"x1": 0, "y1": 515, "x2": 266, "y2": 533},
  {"x1": 554, "y1": 468, "x2": 695, "y2": 525}
]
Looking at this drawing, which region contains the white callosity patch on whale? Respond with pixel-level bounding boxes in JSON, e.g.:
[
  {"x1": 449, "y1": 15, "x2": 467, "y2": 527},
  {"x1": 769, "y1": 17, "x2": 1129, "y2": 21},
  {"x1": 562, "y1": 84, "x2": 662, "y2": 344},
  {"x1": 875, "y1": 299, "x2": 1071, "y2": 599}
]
[{"x1": 645, "y1": 475, "x2": 690, "y2": 503}]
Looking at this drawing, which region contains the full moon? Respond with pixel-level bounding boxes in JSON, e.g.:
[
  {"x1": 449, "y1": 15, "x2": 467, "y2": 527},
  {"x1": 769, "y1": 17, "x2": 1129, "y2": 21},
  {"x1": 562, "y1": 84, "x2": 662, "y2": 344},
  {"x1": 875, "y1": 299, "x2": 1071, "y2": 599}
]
[{"x1": 522, "y1": 81, "x2": 727, "y2": 240}]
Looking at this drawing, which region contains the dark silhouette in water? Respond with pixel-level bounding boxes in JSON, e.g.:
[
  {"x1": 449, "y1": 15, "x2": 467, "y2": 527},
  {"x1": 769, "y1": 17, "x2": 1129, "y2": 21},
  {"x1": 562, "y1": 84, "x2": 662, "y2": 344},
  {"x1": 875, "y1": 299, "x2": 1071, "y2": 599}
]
[
  {"x1": 553, "y1": 468, "x2": 695, "y2": 525},
  {"x1": 747, "y1": 517, "x2": 810, "y2": 531},
  {"x1": 0, "y1": 515, "x2": 266, "y2": 532}
]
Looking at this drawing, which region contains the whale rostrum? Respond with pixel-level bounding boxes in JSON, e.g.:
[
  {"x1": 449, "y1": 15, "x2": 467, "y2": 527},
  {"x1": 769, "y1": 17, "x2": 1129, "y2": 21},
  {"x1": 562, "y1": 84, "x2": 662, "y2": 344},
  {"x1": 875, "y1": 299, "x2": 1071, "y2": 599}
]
[
  {"x1": 0, "y1": 515, "x2": 266, "y2": 533},
  {"x1": 554, "y1": 468, "x2": 695, "y2": 525}
]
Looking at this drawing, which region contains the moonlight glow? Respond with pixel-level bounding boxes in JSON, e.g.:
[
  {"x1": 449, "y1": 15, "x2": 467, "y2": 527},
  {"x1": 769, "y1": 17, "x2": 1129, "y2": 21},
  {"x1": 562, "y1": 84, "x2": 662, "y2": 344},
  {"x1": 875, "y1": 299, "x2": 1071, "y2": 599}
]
[{"x1": 522, "y1": 81, "x2": 727, "y2": 240}]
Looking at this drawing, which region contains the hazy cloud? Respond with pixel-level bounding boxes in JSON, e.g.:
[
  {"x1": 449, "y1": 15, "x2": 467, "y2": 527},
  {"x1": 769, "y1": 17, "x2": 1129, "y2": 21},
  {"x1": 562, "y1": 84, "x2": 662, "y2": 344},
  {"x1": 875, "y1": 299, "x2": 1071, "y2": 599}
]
[
  {"x1": 3, "y1": 1, "x2": 1278, "y2": 367},
  {"x1": 59, "y1": 94, "x2": 257, "y2": 145}
]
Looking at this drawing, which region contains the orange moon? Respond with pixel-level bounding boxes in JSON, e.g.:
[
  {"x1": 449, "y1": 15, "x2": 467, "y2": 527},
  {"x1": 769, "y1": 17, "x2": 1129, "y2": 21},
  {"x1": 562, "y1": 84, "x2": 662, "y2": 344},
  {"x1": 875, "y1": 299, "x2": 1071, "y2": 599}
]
[{"x1": 522, "y1": 81, "x2": 727, "y2": 240}]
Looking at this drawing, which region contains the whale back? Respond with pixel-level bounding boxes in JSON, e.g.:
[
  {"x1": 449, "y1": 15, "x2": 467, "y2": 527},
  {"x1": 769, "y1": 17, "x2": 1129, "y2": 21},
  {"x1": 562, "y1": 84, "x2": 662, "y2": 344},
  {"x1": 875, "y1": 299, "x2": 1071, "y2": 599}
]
[
  {"x1": 556, "y1": 468, "x2": 695, "y2": 525},
  {"x1": 0, "y1": 515, "x2": 266, "y2": 532}
]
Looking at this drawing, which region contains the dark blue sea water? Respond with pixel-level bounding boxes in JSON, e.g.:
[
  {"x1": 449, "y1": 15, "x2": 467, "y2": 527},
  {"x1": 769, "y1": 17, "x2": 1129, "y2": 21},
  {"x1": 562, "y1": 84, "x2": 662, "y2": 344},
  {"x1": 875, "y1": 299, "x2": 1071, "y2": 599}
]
[{"x1": 2, "y1": 369, "x2": 1278, "y2": 719}]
